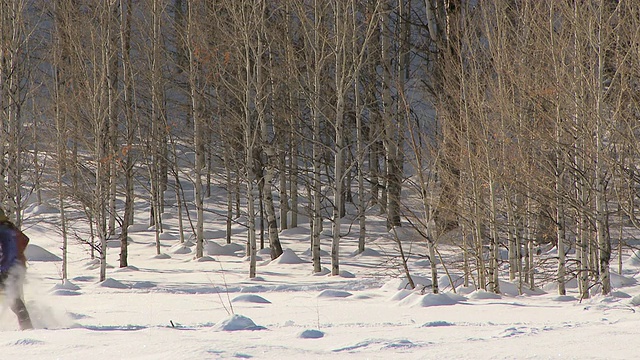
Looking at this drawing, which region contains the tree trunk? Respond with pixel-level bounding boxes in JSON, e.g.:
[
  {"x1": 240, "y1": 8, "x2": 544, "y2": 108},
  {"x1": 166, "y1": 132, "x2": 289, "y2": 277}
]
[
  {"x1": 119, "y1": 0, "x2": 134, "y2": 268},
  {"x1": 309, "y1": 0, "x2": 325, "y2": 274},
  {"x1": 595, "y1": 9, "x2": 610, "y2": 295},
  {"x1": 257, "y1": 13, "x2": 283, "y2": 259},
  {"x1": 224, "y1": 145, "x2": 233, "y2": 244},
  {"x1": 53, "y1": 0, "x2": 70, "y2": 279},
  {"x1": 186, "y1": 1, "x2": 205, "y2": 258}
]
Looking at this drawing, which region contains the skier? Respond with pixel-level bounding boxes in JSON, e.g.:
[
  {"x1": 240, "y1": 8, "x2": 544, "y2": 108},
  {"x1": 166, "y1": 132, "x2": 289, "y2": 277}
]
[{"x1": 0, "y1": 208, "x2": 33, "y2": 330}]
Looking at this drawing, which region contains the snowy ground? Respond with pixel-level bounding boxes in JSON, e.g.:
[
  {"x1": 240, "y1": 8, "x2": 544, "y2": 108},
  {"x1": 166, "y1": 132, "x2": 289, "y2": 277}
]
[{"x1": 2, "y1": 194, "x2": 640, "y2": 359}]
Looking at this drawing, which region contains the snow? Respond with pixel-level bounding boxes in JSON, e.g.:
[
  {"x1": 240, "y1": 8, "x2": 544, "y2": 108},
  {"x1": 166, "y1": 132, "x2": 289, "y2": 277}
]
[
  {"x1": 206, "y1": 241, "x2": 244, "y2": 256},
  {"x1": 468, "y1": 289, "x2": 502, "y2": 300},
  {"x1": 267, "y1": 248, "x2": 308, "y2": 265},
  {"x1": 231, "y1": 294, "x2": 271, "y2": 304},
  {"x1": 213, "y1": 314, "x2": 266, "y2": 331},
  {"x1": 2, "y1": 189, "x2": 640, "y2": 359},
  {"x1": 298, "y1": 329, "x2": 325, "y2": 339},
  {"x1": 317, "y1": 289, "x2": 353, "y2": 298},
  {"x1": 24, "y1": 244, "x2": 61, "y2": 262}
]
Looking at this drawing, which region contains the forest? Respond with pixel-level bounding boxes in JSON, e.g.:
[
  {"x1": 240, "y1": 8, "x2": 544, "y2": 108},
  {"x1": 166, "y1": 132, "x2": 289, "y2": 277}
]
[{"x1": 1, "y1": 0, "x2": 640, "y2": 300}]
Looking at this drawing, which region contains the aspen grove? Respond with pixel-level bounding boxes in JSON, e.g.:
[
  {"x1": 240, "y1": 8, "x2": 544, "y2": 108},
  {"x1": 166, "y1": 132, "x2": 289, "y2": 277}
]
[{"x1": 3, "y1": 0, "x2": 640, "y2": 303}]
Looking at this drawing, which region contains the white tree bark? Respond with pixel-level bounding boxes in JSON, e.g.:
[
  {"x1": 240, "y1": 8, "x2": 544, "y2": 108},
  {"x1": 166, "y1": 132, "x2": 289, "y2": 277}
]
[
  {"x1": 595, "y1": 2, "x2": 610, "y2": 295},
  {"x1": 186, "y1": 0, "x2": 205, "y2": 258},
  {"x1": 53, "y1": 0, "x2": 70, "y2": 279}
]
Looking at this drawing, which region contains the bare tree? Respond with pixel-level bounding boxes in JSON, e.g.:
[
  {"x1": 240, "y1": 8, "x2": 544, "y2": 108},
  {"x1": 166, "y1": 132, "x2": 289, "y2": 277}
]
[
  {"x1": 118, "y1": 0, "x2": 135, "y2": 267},
  {"x1": 0, "y1": 0, "x2": 38, "y2": 225},
  {"x1": 184, "y1": 0, "x2": 206, "y2": 258}
]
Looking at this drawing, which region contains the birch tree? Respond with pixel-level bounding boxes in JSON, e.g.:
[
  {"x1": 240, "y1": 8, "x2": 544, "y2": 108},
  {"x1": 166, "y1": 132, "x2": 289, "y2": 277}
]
[
  {"x1": 291, "y1": 0, "x2": 330, "y2": 273},
  {"x1": 119, "y1": 0, "x2": 135, "y2": 267},
  {"x1": 257, "y1": 2, "x2": 283, "y2": 260},
  {"x1": 51, "y1": 0, "x2": 73, "y2": 280},
  {"x1": 184, "y1": 1, "x2": 205, "y2": 258},
  {"x1": 0, "y1": 0, "x2": 36, "y2": 225}
]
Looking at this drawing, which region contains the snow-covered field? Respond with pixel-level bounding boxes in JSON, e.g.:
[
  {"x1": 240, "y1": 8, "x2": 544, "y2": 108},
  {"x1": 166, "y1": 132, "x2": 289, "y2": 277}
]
[{"x1": 2, "y1": 193, "x2": 640, "y2": 360}]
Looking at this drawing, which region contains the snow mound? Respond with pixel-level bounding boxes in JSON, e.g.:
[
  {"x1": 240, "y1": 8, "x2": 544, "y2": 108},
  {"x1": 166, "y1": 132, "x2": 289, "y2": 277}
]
[
  {"x1": 99, "y1": 278, "x2": 130, "y2": 289},
  {"x1": 422, "y1": 321, "x2": 455, "y2": 327},
  {"x1": 231, "y1": 294, "x2": 272, "y2": 304},
  {"x1": 244, "y1": 255, "x2": 264, "y2": 262},
  {"x1": 384, "y1": 339, "x2": 420, "y2": 350},
  {"x1": 630, "y1": 294, "x2": 640, "y2": 306},
  {"x1": 351, "y1": 248, "x2": 382, "y2": 257},
  {"x1": 170, "y1": 244, "x2": 192, "y2": 254},
  {"x1": 611, "y1": 291, "x2": 631, "y2": 299},
  {"x1": 551, "y1": 295, "x2": 577, "y2": 302},
  {"x1": 499, "y1": 280, "x2": 525, "y2": 296},
  {"x1": 401, "y1": 292, "x2": 466, "y2": 307},
  {"x1": 456, "y1": 286, "x2": 477, "y2": 295},
  {"x1": 299, "y1": 329, "x2": 324, "y2": 339},
  {"x1": 83, "y1": 259, "x2": 114, "y2": 270},
  {"x1": 153, "y1": 253, "x2": 171, "y2": 259},
  {"x1": 51, "y1": 280, "x2": 81, "y2": 292},
  {"x1": 258, "y1": 247, "x2": 273, "y2": 256},
  {"x1": 50, "y1": 282, "x2": 82, "y2": 295},
  {"x1": 337, "y1": 270, "x2": 355, "y2": 278},
  {"x1": 206, "y1": 241, "x2": 244, "y2": 256},
  {"x1": 468, "y1": 290, "x2": 502, "y2": 300},
  {"x1": 501, "y1": 280, "x2": 546, "y2": 296},
  {"x1": 226, "y1": 243, "x2": 245, "y2": 253},
  {"x1": 543, "y1": 278, "x2": 579, "y2": 292},
  {"x1": 389, "y1": 289, "x2": 414, "y2": 301},
  {"x1": 317, "y1": 289, "x2": 352, "y2": 298},
  {"x1": 25, "y1": 244, "x2": 62, "y2": 262},
  {"x1": 196, "y1": 256, "x2": 216, "y2": 262},
  {"x1": 270, "y1": 249, "x2": 308, "y2": 265},
  {"x1": 115, "y1": 265, "x2": 139, "y2": 272},
  {"x1": 382, "y1": 275, "x2": 432, "y2": 291},
  {"x1": 438, "y1": 274, "x2": 464, "y2": 291},
  {"x1": 132, "y1": 281, "x2": 156, "y2": 289},
  {"x1": 51, "y1": 289, "x2": 82, "y2": 296},
  {"x1": 610, "y1": 272, "x2": 637, "y2": 288},
  {"x1": 214, "y1": 314, "x2": 266, "y2": 331}
]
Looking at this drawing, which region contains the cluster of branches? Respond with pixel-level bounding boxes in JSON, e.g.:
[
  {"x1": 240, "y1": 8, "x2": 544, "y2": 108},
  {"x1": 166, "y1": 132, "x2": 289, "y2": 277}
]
[
  {"x1": 424, "y1": 0, "x2": 640, "y2": 297},
  {"x1": 3, "y1": 0, "x2": 640, "y2": 297},
  {"x1": 1, "y1": 0, "x2": 416, "y2": 282}
]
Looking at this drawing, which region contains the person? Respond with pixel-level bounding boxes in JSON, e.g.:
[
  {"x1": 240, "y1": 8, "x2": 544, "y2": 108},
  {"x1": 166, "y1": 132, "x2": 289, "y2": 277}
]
[{"x1": 0, "y1": 208, "x2": 33, "y2": 330}]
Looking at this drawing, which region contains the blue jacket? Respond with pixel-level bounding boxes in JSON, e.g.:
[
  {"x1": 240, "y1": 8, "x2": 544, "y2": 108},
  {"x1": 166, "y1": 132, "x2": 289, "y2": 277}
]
[{"x1": 0, "y1": 225, "x2": 17, "y2": 273}]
